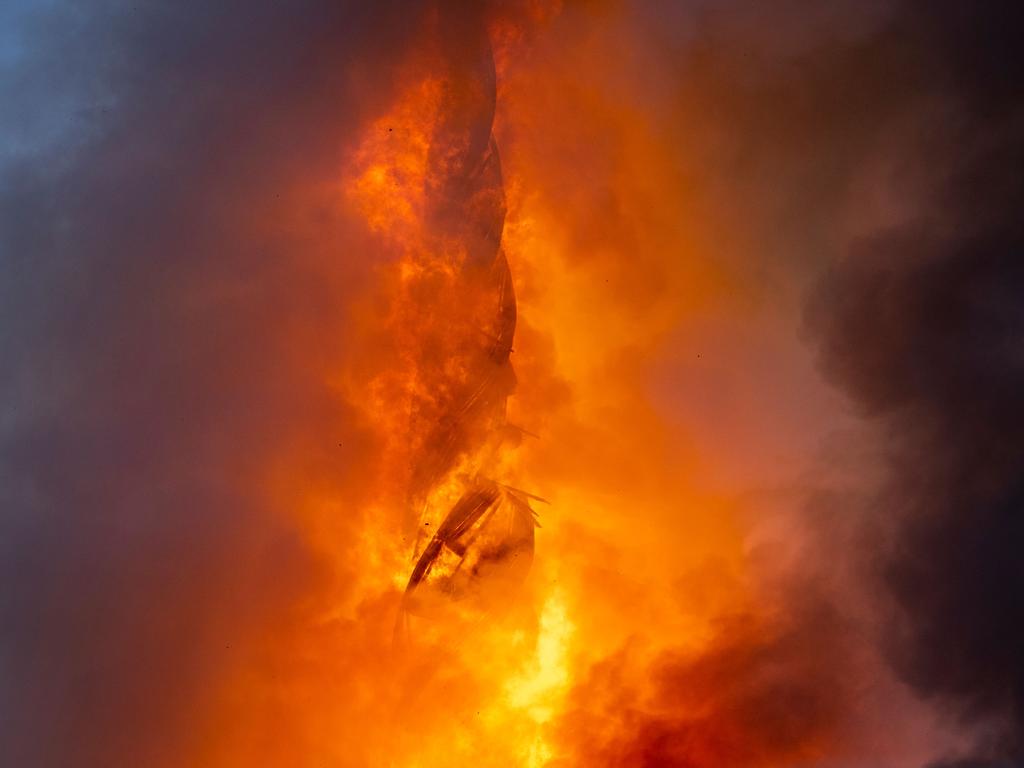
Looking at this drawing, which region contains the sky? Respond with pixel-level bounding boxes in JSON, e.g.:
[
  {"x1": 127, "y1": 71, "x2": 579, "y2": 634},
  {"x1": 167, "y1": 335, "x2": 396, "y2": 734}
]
[{"x1": 1, "y1": 2, "x2": 1022, "y2": 767}]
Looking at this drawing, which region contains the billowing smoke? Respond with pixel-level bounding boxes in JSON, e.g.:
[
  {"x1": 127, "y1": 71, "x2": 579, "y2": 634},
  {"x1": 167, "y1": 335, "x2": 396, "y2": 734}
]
[{"x1": 808, "y1": 1, "x2": 1024, "y2": 764}]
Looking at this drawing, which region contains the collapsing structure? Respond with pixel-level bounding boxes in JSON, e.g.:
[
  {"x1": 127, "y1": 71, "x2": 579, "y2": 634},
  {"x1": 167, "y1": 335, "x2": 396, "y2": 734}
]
[{"x1": 397, "y1": 18, "x2": 539, "y2": 631}]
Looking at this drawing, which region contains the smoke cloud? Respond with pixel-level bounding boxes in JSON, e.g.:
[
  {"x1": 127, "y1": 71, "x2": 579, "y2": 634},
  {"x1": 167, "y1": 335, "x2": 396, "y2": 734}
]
[{"x1": 806, "y1": 1, "x2": 1024, "y2": 764}]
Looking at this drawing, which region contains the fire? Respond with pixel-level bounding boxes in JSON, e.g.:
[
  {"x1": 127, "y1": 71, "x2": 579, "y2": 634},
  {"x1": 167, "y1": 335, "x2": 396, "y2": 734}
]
[
  {"x1": 313, "y1": 7, "x2": 764, "y2": 765},
  {"x1": 505, "y1": 590, "x2": 573, "y2": 718},
  {"x1": 201, "y1": 5, "x2": 844, "y2": 767},
  {"x1": 348, "y1": 76, "x2": 441, "y2": 240},
  {"x1": 503, "y1": 590, "x2": 575, "y2": 766}
]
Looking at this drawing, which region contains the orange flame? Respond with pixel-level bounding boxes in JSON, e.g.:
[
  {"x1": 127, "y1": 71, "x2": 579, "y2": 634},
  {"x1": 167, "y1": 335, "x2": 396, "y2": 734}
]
[{"x1": 186, "y1": 6, "x2": 861, "y2": 767}]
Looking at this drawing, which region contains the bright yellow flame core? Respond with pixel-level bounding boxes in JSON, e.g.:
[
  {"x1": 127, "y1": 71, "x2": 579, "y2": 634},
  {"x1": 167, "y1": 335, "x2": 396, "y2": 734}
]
[
  {"x1": 503, "y1": 591, "x2": 574, "y2": 766},
  {"x1": 505, "y1": 590, "x2": 573, "y2": 718}
]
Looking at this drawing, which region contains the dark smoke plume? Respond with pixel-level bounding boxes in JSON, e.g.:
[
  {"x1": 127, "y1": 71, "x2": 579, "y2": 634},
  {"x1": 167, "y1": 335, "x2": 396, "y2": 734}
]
[{"x1": 809, "y1": 1, "x2": 1024, "y2": 763}]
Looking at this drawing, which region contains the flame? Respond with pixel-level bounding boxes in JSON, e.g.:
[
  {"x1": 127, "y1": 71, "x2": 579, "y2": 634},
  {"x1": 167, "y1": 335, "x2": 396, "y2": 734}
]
[
  {"x1": 178, "y1": 6, "x2": 855, "y2": 767},
  {"x1": 348, "y1": 76, "x2": 441, "y2": 239},
  {"x1": 311, "y1": 13, "x2": 757, "y2": 765},
  {"x1": 503, "y1": 589, "x2": 574, "y2": 767}
]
